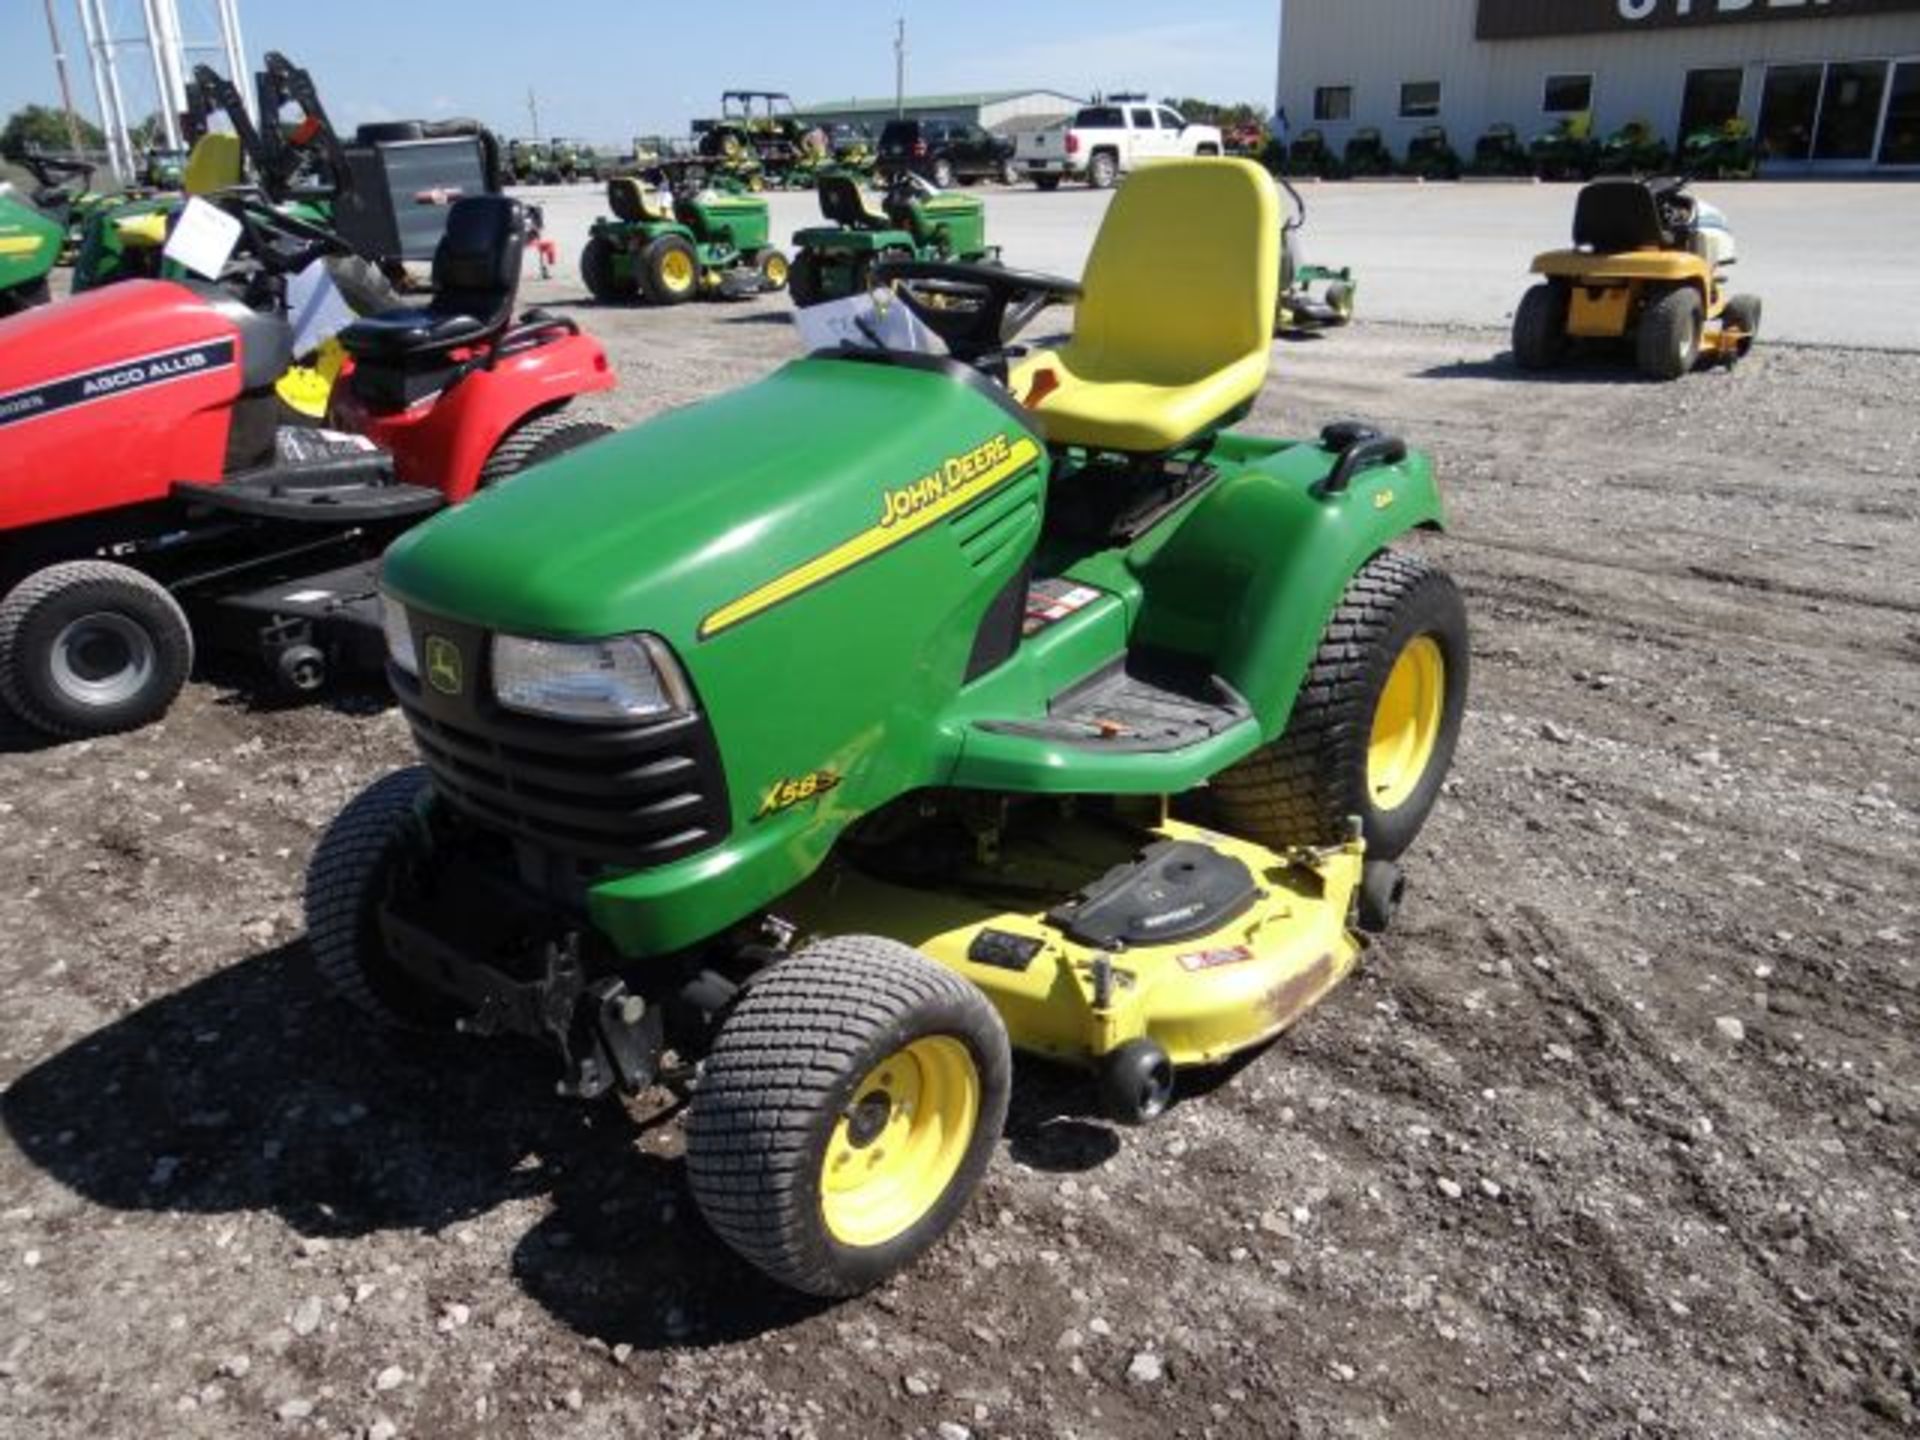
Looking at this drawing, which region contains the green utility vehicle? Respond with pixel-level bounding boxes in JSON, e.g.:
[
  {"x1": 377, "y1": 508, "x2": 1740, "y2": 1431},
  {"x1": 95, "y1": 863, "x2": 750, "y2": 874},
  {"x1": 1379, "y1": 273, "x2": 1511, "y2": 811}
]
[
  {"x1": 789, "y1": 170, "x2": 992, "y2": 306},
  {"x1": 581, "y1": 162, "x2": 786, "y2": 304},
  {"x1": 307, "y1": 159, "x2": 1468, "y2": 1297}
]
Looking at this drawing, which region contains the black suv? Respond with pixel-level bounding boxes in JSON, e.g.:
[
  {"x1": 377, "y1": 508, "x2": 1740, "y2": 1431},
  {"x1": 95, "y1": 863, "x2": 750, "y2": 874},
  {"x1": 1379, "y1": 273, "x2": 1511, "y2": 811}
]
[{"x1": 877, "y1": 118, "x2": 1018, "y2": 187}]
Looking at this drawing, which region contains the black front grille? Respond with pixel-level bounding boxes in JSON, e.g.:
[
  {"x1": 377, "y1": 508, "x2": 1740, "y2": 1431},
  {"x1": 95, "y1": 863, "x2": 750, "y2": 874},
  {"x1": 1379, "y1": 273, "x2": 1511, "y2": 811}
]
[{"x1": 393, "y1": 669, "x2": 731, "y2": 868}]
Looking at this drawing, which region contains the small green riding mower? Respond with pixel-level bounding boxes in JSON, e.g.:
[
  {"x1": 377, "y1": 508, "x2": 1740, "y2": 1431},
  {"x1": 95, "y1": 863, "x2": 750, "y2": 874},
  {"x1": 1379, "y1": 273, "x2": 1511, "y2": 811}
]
[
  {"x1": 1514, "y1": 174, "x2": 1761, "y2": 380},
  {"x1": 1531, "y1": 113, "x2": 1598, "y2": 181},
  {"x1": 14, "y1": 153, "x2": 112, "y2": 261},
  {"x1": 1468, "y1": 123, "x2": 1532, "y2": 177},
  {"x1": 508, "y1": 138, "x2": 558, "y2": 185},
  {"x1": 1343, "y1": 127, "x2": 1395, "y2": 178},
  {"x1": 1403, "y1": 126, "x2": 1462, "y2": 180},
  {"x1": 1600, "y1": 119, "x2": 1672, "y2": 176},
  {"x1": 788, "y1": 169, "x2": 993, "y2": 307},
  {"x1": 0, "y1": 176, "x2": 66, "y2": 314},
  {"x1": 307, "y1": 158, "x2": 1468, "y2": 1297},
  {"x1": 1284, "y1": 128, "x2": 1342, "y2": 178},
  {"x1": 1277, "y1": 173, "x2": 1356, "y2": 331},
  {"x1": 580, "y1": 161, "x2": 787, "y2": 304},
  {"x1": 1681, "y1": 118, "x2": 1758, "y2": 180}
]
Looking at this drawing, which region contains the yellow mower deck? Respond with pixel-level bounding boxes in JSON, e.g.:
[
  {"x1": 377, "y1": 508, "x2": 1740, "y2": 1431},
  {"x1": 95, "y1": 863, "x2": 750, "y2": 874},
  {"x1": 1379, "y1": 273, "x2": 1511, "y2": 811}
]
[{"x1": 783, "y1": 814, "x2": 1365, "y2": 1072}]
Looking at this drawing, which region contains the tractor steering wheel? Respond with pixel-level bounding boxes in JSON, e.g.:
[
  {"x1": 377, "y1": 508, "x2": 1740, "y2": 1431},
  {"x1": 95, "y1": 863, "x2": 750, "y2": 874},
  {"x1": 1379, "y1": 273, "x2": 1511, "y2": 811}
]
[{"x1": 871, "y1": 259, "x2": 1081, "y2": 376}]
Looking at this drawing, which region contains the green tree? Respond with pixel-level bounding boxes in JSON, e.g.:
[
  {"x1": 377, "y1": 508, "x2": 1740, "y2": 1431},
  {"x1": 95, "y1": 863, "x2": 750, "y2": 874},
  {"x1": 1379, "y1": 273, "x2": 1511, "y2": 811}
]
[
  {"x1": 1163, "y1": 98, "x2": 1270, "y2": 129},
  {"x1": 1, "y1": 103, "x2": 105, "y2": 159}
]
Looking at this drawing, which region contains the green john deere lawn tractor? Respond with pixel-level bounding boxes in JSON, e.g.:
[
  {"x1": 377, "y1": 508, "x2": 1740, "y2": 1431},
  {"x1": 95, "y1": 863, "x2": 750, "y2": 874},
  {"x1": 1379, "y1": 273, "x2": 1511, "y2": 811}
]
[
  {"x1": 581, "y1": 161, "x2": 787, "y2": 304},
  {"x1": 1343, "y1": 127, "x2": 1395, "y2": 177},
  {"x1": 1468, "y1": 123, "x2": 1531, "y2": 177},
  {"x1": 1532, "y1": 113, "x2": 1598, "y2": 181},
  {"x1": 306, "y1": 158, "x2": 1468, "y2": 1297},
  {"x1": 1600, "y1": 119, "x2": 1672, "y2": 176},
  {"x1": 1403, "y1": 126, "x2": 1462, "y2": 180},
  {"x1": 788, "y1": 170, "x2": 993, "y2": 307},
  {"x1": 1284, "y1": 127, "x2": 1342, "y2": 178},
  {"x1": 0, "y1": 173, "x2": 68, "y2": 313}
]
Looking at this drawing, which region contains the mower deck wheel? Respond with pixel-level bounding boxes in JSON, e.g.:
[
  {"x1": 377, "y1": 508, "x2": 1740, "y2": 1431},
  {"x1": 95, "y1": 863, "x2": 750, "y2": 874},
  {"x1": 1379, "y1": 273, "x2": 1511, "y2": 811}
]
[
  {"x1": 303, "y1": 766, "x2": 456, "y2": 1028},
  {"x1": 685, "y1": 935, "x2": 1011, "y2": 1297},
  {"x1": 478, "y1": 413, "x2": 616, "y2": 488},
  {"x1": 753, "y1": 246, "x2": 790, "y2": 292},
  {"x1": 641, "y1": 234, "x2": 700, "y2": 306},
  {"x1": 1512, "y1": 282, "x2": 1569, "y2": 371},
  {"x1": 0, "y1": 560, "x2": 193, "y2": 738},
  {"x1": 1326, "y1": 281, "x2": 1356, "y2": 326},
  {"x1": 1638, "y1": 285, "x2": 1704, "y2": 381},
  {"x1": 1723, "y1": 293, "x2": 1762, "y2": 359},
  {"x1": 1209, "y1": 549, "x2": 1468, "y2": 862},
  {"x1": 579, "y1": 235, "x2": 636, "y2": 304},
  {"x1": 1100, "y1": 1038, "x2": 1175, "y2": 1126}
]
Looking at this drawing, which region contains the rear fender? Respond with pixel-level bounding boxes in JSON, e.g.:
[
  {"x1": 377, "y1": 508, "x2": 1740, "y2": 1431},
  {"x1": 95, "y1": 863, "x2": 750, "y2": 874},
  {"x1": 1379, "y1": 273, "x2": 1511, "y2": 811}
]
[
  {"x1": 1129, "y1": 437, "x2": 1445, "y2": 737},
  {"x1": 343, "y1": 330, "x2": 614, "y2": 502}
]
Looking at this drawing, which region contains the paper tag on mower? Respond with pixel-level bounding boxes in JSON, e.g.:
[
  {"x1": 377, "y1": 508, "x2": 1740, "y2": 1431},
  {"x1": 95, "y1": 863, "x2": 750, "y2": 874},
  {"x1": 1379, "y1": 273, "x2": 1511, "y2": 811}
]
[
  {"x1": 162, "y1": 196, "x2": 244, "y2": 280},
  {"x1": 792, "y1": 289, "x2": 943, "y2": 357}
]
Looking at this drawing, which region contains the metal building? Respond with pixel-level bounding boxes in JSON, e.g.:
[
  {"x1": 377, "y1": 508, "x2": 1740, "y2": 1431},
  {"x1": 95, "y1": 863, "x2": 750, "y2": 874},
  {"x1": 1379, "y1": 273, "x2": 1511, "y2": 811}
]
[
  {"x1": 794, "y1": 89, "x2": 1082, "y2": 138},
  {"x1": 1275, "y1": 0, "x2": 1920, "y2": 172}
]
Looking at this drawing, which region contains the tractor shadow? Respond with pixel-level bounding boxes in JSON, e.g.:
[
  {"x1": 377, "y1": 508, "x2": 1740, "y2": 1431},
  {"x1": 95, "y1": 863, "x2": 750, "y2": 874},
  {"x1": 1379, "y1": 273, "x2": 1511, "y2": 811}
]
[
  {"x1": 0, "y1": 942, "x2": 817, "y2": 1350},
  {"x1": 1417, "y1": 353, "x2": 1675, "y2": 385}
]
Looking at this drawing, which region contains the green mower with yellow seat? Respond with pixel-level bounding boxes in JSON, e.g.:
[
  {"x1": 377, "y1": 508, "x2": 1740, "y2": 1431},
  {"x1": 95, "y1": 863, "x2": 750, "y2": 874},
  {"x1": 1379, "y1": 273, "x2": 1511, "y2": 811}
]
[
  {"x1": 581, "y1": 161, "x2": 787, "y2": 304},
  {"x1": 306, "y1": 158, "x2": 1468, "y2": 1297},
  {"x1": 788, "y1": 169, "x2": 993, "y2": 307}
]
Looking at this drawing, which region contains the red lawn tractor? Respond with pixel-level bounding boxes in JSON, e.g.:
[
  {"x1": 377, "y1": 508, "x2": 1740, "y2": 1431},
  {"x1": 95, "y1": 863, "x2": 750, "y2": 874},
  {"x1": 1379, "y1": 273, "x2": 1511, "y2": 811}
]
[{"x1": 0, "y1": 195, "x2": 614, "y2": 740}]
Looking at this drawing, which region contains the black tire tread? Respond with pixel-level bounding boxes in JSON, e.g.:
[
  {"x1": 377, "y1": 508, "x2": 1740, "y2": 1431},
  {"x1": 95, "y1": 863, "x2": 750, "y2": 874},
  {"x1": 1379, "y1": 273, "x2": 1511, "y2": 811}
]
[
  {"x1": 1210, "y1": 550, "x2": 1460, "y2": 860},
  {"x1": 302, "y1": 767, "x2": 430, "y2": 1026},
  {"x1": 0, "y1": 560, "x2": 193, "y2": 738},
  {"x1": 478, "y1": 414, "x2": 614, "y2": 487},
  {"x1": 1512, "y1": 283, "x2": 1567, "y2": 370},
  {"x1": 686, "y1": 937, "x2": 1010, "y2": 1297},
  {"x1": 1637, "y1": 285, "x2": 1703, "y2": 380}
]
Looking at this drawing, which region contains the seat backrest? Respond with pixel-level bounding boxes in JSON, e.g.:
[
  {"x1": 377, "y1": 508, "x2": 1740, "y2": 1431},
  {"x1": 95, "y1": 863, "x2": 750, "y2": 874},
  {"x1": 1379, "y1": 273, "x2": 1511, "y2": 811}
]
[
  {"x1": 608, "y1": 176, "x2": 670, "y2": 224},
  {"x1": 1071, "y1": 159, "x2": 1278, "y2": 386},
  {"x1": 1573, "y1": 179, "x2": 1667, "y2": 252},
  {"x1": 431, "y1": 195, "x2": 526, "y2": 311},
  {"x1": 184, "y1": 133, "x2": 243, "y2": 195},
  {"x1": 818, "y1": 173, "x2": 889, "y2": 230}
]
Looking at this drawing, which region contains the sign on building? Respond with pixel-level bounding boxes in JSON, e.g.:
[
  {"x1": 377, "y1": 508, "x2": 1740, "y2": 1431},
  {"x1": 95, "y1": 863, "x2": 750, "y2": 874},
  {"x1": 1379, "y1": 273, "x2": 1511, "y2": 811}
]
[{"x1": 1478, "y1": 0, "x2": 1920, "y2": 39}]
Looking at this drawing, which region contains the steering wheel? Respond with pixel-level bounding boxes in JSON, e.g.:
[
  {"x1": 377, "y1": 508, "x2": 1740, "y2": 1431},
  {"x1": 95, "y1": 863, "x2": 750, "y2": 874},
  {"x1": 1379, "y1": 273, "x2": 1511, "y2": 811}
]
[
  {"x1": 870, "y1": 258, "x2": 1081, "y2": 374},
  {"x1": 1648, "y1": 174, "x2": 1697, "y2": 233}
]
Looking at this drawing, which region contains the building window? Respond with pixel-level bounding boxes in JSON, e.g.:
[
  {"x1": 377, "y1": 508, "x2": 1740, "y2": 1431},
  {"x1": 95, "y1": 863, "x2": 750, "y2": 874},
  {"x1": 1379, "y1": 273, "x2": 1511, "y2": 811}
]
[
  {"x1": 1544, "y1": 74, "x2": 1594, "y2": 114},
  {"x1": 1314, "y1": 86, "x2": 1352, "y2": 123},
  {"x1": 1680, "y1": 67, "x2": 1746, "y2": 144},
  {"x1": 1399, "y1": 82, "x2": 1441, "y2": 119}
]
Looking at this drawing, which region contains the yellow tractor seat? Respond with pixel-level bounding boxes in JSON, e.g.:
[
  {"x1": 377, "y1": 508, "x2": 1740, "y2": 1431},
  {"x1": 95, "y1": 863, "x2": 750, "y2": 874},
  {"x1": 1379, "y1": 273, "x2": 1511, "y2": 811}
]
[
  {"x1": 608, "y1": 177, "x2": 673, "y2": 224},
  {"x1": 818, "y1": 173, "x2": 893, "y2": 232},
  {"x1": 1010, "y1": 158, "x2": 1278, "y2": 454},
  {"x1": 184, "y1": 133, "x2": 244, "y2": 196}
]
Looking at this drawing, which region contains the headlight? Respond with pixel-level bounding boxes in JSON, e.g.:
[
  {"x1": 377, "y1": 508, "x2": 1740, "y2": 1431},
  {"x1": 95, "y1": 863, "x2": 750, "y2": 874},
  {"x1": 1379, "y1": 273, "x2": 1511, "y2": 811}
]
[
  {"x1": 382, "y1": 593, "x2": 417, "y2": 676},
  {"x1": 491, "y1": 633, "x2": 690, "y2": 723}
]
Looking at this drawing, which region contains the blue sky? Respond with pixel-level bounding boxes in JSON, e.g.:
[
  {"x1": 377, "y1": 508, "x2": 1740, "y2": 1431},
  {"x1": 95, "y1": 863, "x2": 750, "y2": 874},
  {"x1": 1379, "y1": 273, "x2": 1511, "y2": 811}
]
[{"x1": 5, "y1": 0, "x2": 1280, "y2": 145}]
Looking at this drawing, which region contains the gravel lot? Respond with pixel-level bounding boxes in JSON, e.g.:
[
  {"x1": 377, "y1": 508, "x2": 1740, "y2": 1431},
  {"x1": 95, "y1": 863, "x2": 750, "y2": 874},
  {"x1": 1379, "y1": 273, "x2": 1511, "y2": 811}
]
[{"x1": 1, "y1": 262, "x2": 1917, "y2": 1439}]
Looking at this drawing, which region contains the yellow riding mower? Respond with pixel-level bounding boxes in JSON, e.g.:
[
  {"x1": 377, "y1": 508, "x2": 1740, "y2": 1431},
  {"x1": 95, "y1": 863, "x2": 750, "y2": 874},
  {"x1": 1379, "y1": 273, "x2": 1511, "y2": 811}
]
[{"x1": 1514, "y1": 176, "x2": 1760, "y2": 381}]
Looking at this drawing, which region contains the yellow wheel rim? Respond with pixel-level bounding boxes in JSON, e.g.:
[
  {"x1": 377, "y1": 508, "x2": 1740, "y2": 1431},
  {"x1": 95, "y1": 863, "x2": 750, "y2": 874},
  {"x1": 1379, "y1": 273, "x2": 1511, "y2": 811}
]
[
  {"x1": 821, "y1": 1036, "x2": 979, "y2": 1249},
  {"x1": 764, "y1": 254, "x2": 789, "y2": 286},
  {"x1": 660, "y1": 249, "x2": 695, "y2": 291},
  {"x1": 1367, "y1": 635, "x2": 1446, "y2": 812}
]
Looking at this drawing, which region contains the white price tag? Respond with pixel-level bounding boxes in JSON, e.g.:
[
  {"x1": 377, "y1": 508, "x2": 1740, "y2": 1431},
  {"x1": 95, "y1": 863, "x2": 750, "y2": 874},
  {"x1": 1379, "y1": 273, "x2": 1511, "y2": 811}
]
[
  {"x1": 161, "y1": 196, "x2": 244, "y2": 280},
  {"x1": 792, "y1": 289, "x2": 943, "y2": 357}
]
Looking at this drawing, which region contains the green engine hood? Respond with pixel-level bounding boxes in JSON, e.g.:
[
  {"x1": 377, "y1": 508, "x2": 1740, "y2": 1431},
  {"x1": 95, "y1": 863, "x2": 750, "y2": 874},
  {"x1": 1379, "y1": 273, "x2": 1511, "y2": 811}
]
[{"x1": 383, "y1": 353, "x2": 1042, "y2": 652}]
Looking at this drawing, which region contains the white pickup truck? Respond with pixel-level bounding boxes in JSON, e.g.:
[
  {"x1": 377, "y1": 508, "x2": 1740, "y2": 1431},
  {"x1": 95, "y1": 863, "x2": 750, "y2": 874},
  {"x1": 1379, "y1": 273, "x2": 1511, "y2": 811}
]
[{"x1": 1017, "y1": 100, "x2": 1224, "y2": 190}]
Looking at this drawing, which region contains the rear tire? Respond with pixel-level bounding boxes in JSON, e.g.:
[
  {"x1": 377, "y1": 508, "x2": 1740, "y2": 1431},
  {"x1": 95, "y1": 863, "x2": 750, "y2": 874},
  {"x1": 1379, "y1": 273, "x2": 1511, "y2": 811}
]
[
  {"x1": 1637, "y1": 285, "x2": 1703, "y2": 381},
  {"x1": 1, "y1": 278, "x2": 53, "y2": 315},
  {"x1": 685, "y1": 936, "x2": 1011, "y2": 1297},
  {"x1": 1087, "y1": 151, "x2": 1118, "y2": 189},
  {"x1": 1512, "y1": 283, "x2": 1569, "y2": 371},
  {"x1": 304, "y1": 767, "x2": 454, "y2": 1027},
  {"x1": 931, "y1": 157, "x2": 956, "y2": 189},
  {"x1": 579, "y1": 234, "x2": 635, "y2": 303},
  {"x1": 1210, "y1": 550, "x2": 1468, "y2": 862},
  {"x1": 787, "y1": 250, "x2": 824, "y2": 307},
  {"x1": 478, "y1": 413, "x2": 615, "y2": 488},
  {"x1": 0, "y1": 561, "x2": 193, "y2": 739},
  {"x1": 640, "y1": 233, "x2": 700, "y2": 306},
  {"x1": 1723, "y1": 293, "x2": 1762, "y2": 359}
]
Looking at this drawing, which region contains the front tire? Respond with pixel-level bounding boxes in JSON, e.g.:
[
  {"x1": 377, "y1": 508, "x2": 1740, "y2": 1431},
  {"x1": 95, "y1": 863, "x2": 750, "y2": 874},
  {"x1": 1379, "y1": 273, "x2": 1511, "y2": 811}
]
[
  {"x1": 303, "y1": 767, "x2": 453, "y2": 1027},
  {"x1": 1512, "y1": 283, "x2": 1568, "y2": 370},
  {"x1": 685, "y1": 937, "x2": 1012, "y2": 1297},
  {"x1": 0, "y1": 561, "x2": 193, "y2": 739},
  {"x1": 1637, "y1": 285, "x2": 1703, "y2": 381},
  {"x1": 787, "y1": 250, "x2": 824, "y2": 307},
  {"x1": 1210, "y1": 551, "x2": 1468, "y2": 862},
  {"x1": 753, "y1": 246, "x2": 790, "y2": 292},
  {"x1": 930, "y1": 157, "x2": 956, "y2": 189},
  {"x1": 1723, "y1": 293, "x2": 1762, "y2": 359},
  {"x1": 479, "y1": 413, "x2": 615, "y2": 488}
]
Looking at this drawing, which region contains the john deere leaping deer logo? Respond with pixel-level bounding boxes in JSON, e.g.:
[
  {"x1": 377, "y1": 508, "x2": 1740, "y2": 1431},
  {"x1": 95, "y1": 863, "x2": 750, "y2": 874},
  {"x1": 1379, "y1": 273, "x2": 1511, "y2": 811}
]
[{"x1": 424, "y1": 635, "x2": 463, "y2": 696}]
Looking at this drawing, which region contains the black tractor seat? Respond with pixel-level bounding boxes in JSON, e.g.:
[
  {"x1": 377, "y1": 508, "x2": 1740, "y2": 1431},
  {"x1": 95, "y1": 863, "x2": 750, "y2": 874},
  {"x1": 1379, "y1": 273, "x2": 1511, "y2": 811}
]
[
  {"x1": 818, "y1": 173, "x2": 913, "y2": 232},
  {"x1": 1573, "y1": 178, "x2": 1678, "y2": 253},
  {"x1": 340, "y1": 195, "x2": 527, "y2": 363}
]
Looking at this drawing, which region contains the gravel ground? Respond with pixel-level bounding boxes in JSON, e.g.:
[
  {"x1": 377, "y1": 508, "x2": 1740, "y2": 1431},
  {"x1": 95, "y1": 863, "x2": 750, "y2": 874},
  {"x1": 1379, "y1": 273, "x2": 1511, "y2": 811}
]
[{"x1": 1, "y1": 282, "x2": 1917, "y2": 1440}]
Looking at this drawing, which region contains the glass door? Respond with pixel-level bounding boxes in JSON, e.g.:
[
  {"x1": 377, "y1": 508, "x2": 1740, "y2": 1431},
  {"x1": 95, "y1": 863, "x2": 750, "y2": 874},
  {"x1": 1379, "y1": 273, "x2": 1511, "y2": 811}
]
[
  {"x1": 1679, "y1": 67, "x2": 1745, "y2": 147},
  {"x1": 1880, "y1": 61, "x2": 1920, "y2": 165},
  {"x1": 1813, "y1": 61, "x2": 1888, "y2": 161},
  {"x1": 1759, "y1": 64, "x2": 1822, "y2": 162}
]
